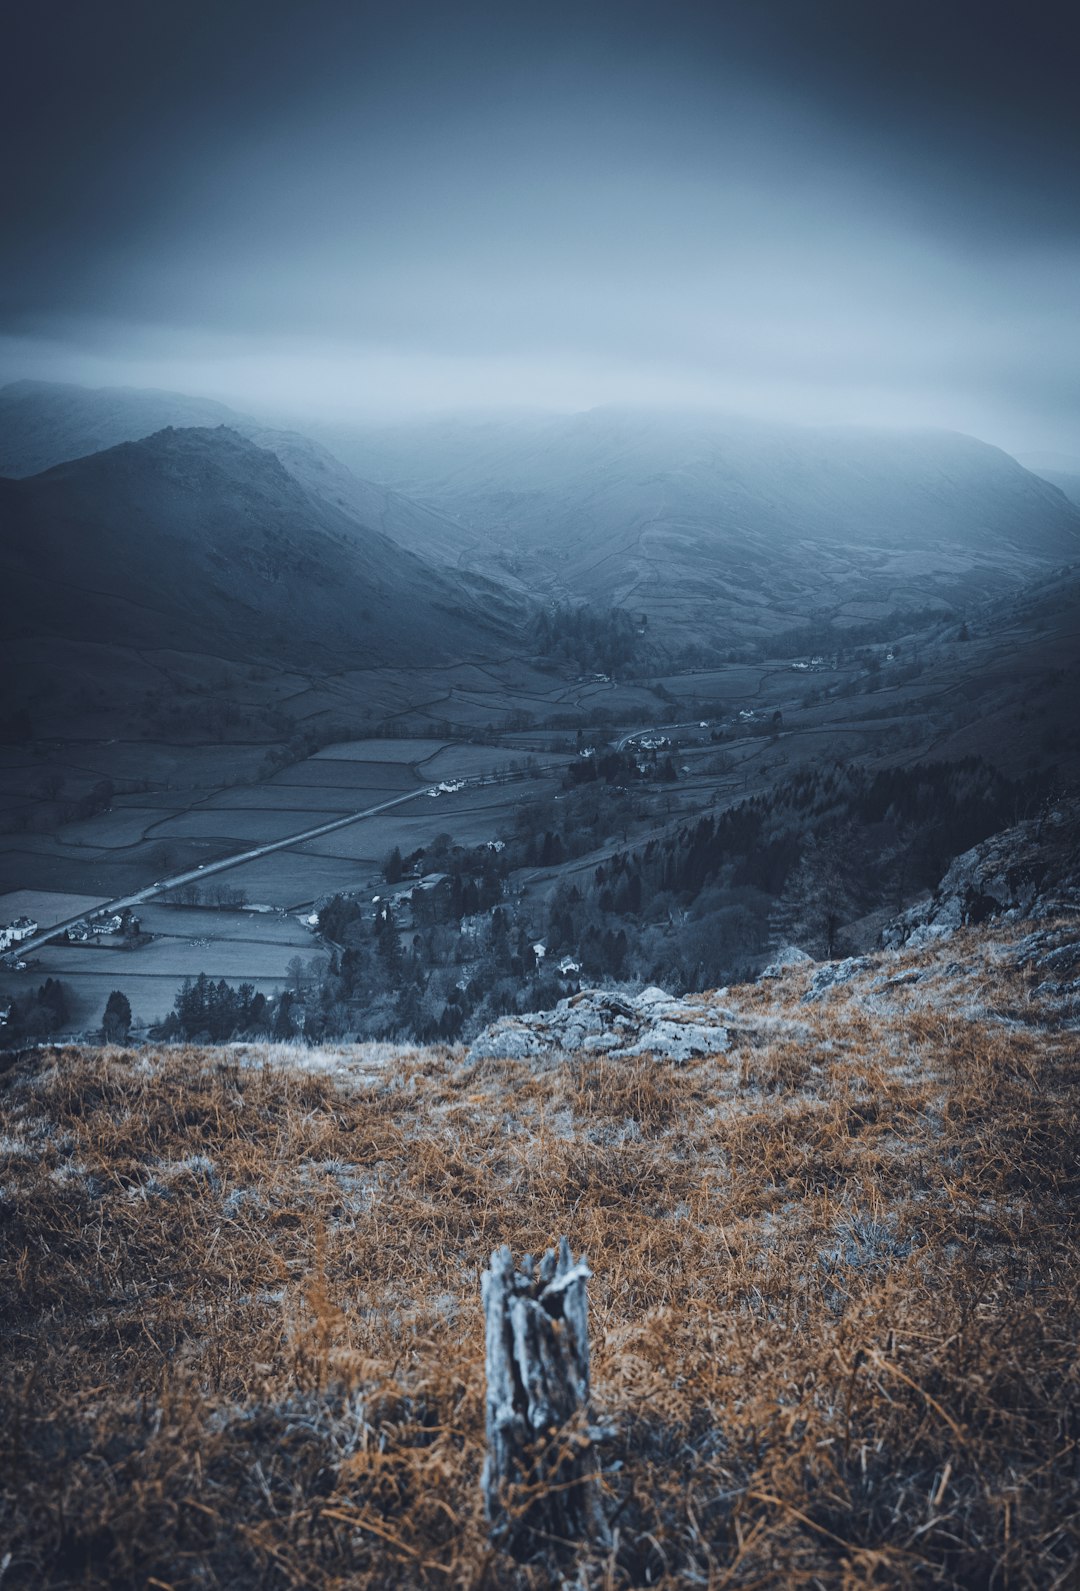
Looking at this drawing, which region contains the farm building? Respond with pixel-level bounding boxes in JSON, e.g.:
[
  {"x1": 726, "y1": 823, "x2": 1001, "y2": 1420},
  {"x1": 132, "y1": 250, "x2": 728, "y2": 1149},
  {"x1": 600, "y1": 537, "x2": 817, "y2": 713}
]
[{"x1": 0, "y1": 916, "x2": 37, "y2": 951}]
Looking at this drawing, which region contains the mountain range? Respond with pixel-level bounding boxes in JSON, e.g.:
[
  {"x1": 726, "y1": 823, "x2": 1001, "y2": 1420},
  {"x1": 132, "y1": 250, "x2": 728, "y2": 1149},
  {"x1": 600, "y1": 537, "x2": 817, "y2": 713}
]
[
  {"x1": 3, "y1": 379, "x2": 1079, "y2": 677},
  {"x1": 323, "y1": 407, "x2": 1080, "y2": 650}
]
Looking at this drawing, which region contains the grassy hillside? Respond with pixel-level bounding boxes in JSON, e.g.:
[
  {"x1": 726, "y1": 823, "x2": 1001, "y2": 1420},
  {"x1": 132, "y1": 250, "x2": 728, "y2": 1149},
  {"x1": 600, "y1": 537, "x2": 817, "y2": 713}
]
[
  {"x1": 0, "y1": 425, "x2": 512, "y2": 670},
  {"x1": 1, "y1": 918, "x2": 1076, "y2": 1587},
  {"x1": 0, "y1": 380, "x2": 517, "y2": 577}
]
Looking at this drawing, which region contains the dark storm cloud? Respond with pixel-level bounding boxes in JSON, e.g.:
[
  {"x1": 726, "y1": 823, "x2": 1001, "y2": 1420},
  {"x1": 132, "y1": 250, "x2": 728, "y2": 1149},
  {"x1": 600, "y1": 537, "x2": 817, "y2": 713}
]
[{"x1": 2, "y1": 1, "x2": 1077, "y2": 449}]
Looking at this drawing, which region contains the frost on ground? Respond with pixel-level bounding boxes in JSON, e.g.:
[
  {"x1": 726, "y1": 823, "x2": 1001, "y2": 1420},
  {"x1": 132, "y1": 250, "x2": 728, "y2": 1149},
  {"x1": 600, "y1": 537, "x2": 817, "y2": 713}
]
[{"x1": 0, "y1": 916, "x2": 1077, "y2": 1588}]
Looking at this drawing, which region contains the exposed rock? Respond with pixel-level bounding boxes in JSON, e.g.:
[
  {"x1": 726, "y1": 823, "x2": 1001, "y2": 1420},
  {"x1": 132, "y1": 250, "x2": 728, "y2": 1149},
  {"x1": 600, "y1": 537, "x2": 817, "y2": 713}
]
[
  {"x1": 468, "y1": 986, "x2": 733, "y2": 1065},
  {"x1": 882, "y1": 798, "x2": 1080, "y2": 949},
  {"x1": 878, "y1": 968, "x2": 924, "y2": 989},
  {"x1": 803, "y1": 957, "x2": 875, "y2": 1002},
  {"x1": 619, "y1": 1020, "x2": 731, "y2": 1062},
  {"x1": 468, "y1": 1026, "x2": 549, "y2": 1063},
  {"x1": 759, "y1": 945, "x2": 814, "y2": 979}
]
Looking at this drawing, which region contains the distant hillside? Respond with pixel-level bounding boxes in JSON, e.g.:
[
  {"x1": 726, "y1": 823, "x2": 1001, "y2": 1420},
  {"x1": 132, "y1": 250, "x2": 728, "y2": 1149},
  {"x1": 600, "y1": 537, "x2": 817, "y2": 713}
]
[
  {"x1": 0, "y1": 379, "x2": 238, "y2": 475},
  {"x1": 1018, "y1": 451, "x2": 1080, "y2": 511},
  {"x1": 9, "y1": 383, "x2": 1078, "y2": 659},
  {"x1": 331, "y1": 408, "x2": 1080, "y2": 650},
  {"x1": 1040, "y1": 472, "x2": 1080, "y2": 509},
  {"x1": 0, "y1": 426, "x2": 512, "y2": 669},
  {"x1": 0, "y1": 380, "x2": 512, "y2": 577}
]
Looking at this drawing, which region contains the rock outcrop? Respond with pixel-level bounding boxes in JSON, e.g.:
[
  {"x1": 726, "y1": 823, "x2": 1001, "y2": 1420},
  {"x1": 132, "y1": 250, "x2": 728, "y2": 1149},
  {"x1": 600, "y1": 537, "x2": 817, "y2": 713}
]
[
  {"x1": 802, "y1": 957, "x2": 875, "y2": 1002},
  {"x1": 882, "y1": 798, "x2": 1080, "y2": 949},
  {"x1": 468, "y1": 986, "x2": 734, "y2": 1065},
  {"x1": 760, "y1": 945, "x2": 814, "y2": 979},
  {"x1": 464, "y1": 805, "x2": 1080, "y2": 1068}
]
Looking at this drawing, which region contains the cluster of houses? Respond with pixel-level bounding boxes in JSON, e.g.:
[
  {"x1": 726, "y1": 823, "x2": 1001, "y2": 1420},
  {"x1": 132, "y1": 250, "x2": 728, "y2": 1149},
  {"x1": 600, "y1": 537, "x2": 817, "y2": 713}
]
[
  {"x1": 0, "y1": 916, "x2": 37, "y2": 953},
  {"x1": 530, "y1": 942, "x2": 581, "y2": 976},
  {"x1": 65, "y1": 910, "x2": 138, "y2": 943}
]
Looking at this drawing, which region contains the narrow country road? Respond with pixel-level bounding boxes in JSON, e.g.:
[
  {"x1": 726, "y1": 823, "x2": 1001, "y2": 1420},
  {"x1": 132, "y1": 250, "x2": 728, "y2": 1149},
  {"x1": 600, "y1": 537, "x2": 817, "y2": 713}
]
[{"x1": 13, "y1": 770, "x2": 555, "y2": 957}]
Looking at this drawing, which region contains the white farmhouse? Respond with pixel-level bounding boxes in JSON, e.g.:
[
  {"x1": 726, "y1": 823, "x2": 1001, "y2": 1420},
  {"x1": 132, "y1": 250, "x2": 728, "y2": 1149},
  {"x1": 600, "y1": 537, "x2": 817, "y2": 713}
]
[{"x1": 0, "y1": 916, "x2": 38, "y2": 951}]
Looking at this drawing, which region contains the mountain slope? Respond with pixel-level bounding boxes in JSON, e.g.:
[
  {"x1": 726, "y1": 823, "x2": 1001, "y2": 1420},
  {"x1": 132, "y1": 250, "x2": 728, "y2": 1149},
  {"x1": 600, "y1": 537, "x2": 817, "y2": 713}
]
[
  {"x1": 9, "y1": 383, "x2": 1077, "y2": 657},
  {"x1": 0, "y1": 379, "x2": 237, "y2": 475},
  {"x1": 1018, "y1": 451, "x2": 1080, "y2": 511},
  {"x1": 0, "y1": 380, "x2": 512, "y2": 576},
  {"x1": 0, "y1": 426, "x2": 511, "y2": 669},
  {"x1": 332, "y1": 408, "x2": 1080, "y2": 648}
]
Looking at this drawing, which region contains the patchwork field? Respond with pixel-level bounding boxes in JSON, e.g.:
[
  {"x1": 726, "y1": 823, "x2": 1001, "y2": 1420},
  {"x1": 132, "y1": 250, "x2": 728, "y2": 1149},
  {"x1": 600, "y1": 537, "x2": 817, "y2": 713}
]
[
  {"x1": 0, "y1": 845, "x2": 181, "y2": 901},
  {"x1": 148, "y1": 808, "x2": 351, "y2": 842},
  {"x1": 187, "y1": 852, "x2": 374, "y2": 910},
  {"x1": 295, "y1": 786, "x2": 550, "y2": 862},
  {"x1": 133, "y1": 904, "x2": 317, "y2": 942},
  {"x1": 207, "y1": 786, "x2": 370, "y2": 811},
  {"x1": 4, "y1": 593, "x2": 1078, "y2": 1046},
  {"x1": 55, "y1": 807, "x2": 188, "y2": 848},
  {"x1": 311, "y1": 738, "x2": 452, "y2": 761},
  {"x1": 415, "y1": 743, "x2": 546, "y2": 779},
  {"x1": 267, "y1": 762, "x2": 421, "y2": 790},
  {"x1": 0, "y1": 901, "x2": 319, "y2": 1032}
]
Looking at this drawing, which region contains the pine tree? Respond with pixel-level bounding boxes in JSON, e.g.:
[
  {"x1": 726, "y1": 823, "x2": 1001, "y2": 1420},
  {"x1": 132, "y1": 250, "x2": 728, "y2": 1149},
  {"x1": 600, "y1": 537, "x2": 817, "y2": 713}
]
[
  {"x1": 103, "y1": 990, "x2": 132, "y2": 1042},
  {"x1": 375, "y1": 902, "x2": 404, "y2": 984}
]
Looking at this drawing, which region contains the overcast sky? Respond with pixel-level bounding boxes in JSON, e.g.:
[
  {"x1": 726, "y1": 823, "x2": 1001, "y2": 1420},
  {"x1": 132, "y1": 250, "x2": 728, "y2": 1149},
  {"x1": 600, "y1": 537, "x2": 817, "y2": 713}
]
[{"x1": 1, "y1": 0, "x2": 1077, "y2": 452}]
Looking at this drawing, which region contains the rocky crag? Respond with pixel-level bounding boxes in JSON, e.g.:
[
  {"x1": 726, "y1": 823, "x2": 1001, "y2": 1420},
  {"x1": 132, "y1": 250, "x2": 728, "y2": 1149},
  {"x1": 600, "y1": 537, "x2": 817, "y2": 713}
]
[
  {"x1": 883, "y1": 796, "x2": 1080, "y2": 948},
  {"x1": 465, "y1": 802, "x2": 1080, "y2": 1065}
]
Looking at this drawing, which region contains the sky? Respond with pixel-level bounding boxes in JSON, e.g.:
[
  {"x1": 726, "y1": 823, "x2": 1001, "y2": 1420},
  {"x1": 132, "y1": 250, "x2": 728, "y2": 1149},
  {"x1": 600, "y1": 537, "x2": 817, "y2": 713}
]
[{"x1": 1, "y1": 0, "x2": 1077, "y2": 453}]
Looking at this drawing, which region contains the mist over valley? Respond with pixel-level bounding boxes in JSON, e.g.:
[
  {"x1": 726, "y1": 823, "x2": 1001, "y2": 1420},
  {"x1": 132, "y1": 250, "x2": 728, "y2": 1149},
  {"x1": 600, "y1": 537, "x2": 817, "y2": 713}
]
[{"x1": 2, "y1": 3, "x2": 1078, "y2": 1585}]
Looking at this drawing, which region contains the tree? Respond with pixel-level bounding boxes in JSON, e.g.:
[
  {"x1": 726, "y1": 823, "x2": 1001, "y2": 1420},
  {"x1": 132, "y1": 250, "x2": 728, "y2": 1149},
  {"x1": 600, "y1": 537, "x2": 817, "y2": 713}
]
[
  {"x1": 374, "y1": 902, "x2": 404, "y2": 983},
  {"x1": 103, "y1": 990, "x2": 132, "y2": 1042},
  {"x1": 273, "y1": 989, "x2": 297, "y2": 1040},
  {"x1": 384, "y1": 845, "x2": 404, "y2": 883},
  {"x1": 776, "y1": 828, "x2": 861, "y2": 959},
  {"x1": 39, "y1": 978, "x2": 68, "y2": 1025}
]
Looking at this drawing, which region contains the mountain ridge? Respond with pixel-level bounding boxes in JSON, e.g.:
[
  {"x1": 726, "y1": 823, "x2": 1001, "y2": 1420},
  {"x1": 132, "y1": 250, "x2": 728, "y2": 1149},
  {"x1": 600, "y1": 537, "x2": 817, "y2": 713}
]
[
  {"x1": 0, "y1": 379, "x2": 515, "y2": 579},
  {"x1": 0, "y1": 423, "x2": 515, "y2": 670},
  {"x1": 325, "y1": 407, "x2": 1080, "y2": 650},
  {"x1": 6, "y1": 380, "x2": 1079, "y2": 662}
]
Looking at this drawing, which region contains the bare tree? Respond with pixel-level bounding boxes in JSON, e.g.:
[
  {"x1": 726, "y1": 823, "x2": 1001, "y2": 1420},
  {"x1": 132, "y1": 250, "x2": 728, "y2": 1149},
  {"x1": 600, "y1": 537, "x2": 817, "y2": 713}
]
[{"x1": 777, "y1": 826, "x2": 862, "y2": 958}]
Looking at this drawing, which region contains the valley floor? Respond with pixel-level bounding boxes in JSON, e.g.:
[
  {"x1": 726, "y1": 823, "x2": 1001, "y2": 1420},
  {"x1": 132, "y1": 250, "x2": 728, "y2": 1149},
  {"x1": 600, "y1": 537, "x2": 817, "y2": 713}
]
[
  {"x1": 1, "y1": 918, "x2": 1077, "y2": 1587},
  {"x1": 7, "y1": 575, "x2": 1079, "y2": 1041}
]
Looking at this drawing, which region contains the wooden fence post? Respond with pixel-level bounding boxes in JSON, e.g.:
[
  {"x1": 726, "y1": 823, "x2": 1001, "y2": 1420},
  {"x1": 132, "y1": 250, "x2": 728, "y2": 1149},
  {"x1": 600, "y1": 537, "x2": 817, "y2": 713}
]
[{"x1": 481, "y1": 1237, "x2": 610, "y2": 1558}]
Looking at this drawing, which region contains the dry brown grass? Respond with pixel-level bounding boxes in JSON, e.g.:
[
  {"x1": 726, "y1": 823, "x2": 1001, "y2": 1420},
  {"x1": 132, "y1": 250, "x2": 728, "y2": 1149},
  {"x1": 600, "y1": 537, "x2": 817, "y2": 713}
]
[{"x1": 1, "y1": 923, "x2": 1078, "y2": 1588}]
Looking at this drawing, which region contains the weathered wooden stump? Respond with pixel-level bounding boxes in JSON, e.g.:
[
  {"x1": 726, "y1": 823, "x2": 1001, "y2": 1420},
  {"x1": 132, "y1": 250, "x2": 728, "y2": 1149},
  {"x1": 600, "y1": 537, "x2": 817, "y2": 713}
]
[{"x1": 482, "y1": 1237, "x2": 610, "y2": 1558}]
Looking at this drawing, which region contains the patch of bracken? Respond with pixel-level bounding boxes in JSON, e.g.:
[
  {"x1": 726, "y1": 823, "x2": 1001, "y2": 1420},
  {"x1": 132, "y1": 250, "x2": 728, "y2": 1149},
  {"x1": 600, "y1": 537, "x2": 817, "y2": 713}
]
[{"x1": 0, "y1": 920, "x2": 1077, "y2": 1587}]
